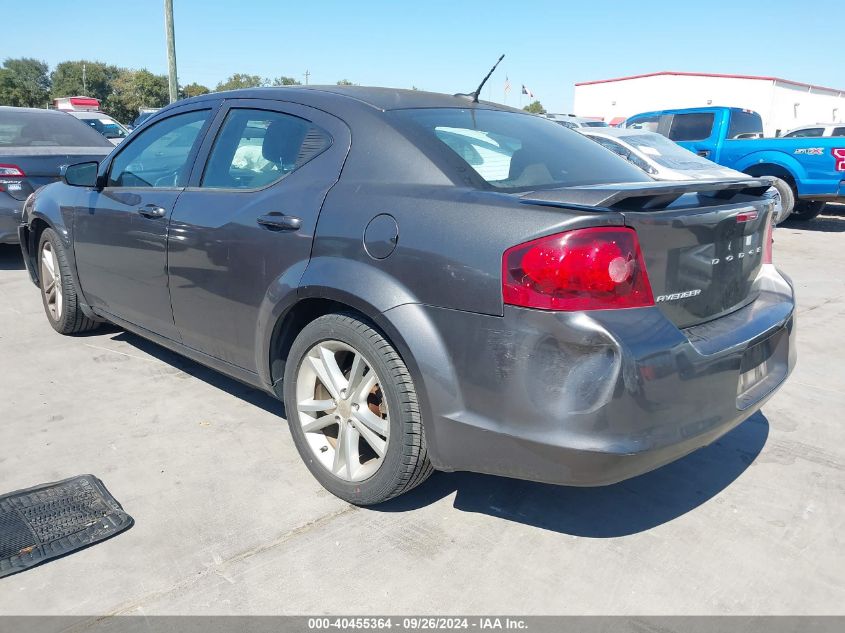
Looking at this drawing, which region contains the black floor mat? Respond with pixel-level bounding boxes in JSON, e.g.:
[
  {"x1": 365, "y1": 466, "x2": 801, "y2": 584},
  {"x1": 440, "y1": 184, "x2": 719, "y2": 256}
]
[{"x1": 0, "y1": 474, "x2": 133, "y2": 578}]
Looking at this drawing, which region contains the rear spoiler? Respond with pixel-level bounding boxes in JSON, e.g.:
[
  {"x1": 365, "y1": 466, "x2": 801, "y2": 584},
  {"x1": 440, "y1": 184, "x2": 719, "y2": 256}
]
[{"x1": 520, "y1": 177, "x2": 773, "y2": 211}]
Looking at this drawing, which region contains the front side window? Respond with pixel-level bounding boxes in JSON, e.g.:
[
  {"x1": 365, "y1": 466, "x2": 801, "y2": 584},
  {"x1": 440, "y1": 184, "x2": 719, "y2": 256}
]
[
  {"x1": 392, "y1": 108, "x2": 648, "y2": 191},
  {"x1": 667, "y1": 113, "x2": 714, "y2": 142},
  {"x1": 727, "y1": 111, "x2": 764, "y2": 139},
  {"x1": 625, "y1": 116, "x2": 660, "y2": 133},
  {"x1": 833, "y1": 127, "x2": 845, "y2": 137},
  {"x1": 81, "y1": 116, "x2": 129, "y2": 140},
  {"x1": 201, "y1": 109, "x2": 331, "y2": 189},
  {"x1": 784, "y1": 127, "x2": 824, "y2": 138},
  {"x1": 108, "y1": 109, "x2": 210, "y2": 187}
]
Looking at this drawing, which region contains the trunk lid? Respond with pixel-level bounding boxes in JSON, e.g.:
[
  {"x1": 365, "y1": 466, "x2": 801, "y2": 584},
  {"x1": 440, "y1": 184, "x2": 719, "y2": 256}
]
[
  {"x1": 0, "y1": 147, "x2": 111, "y2": 201},
  {"x1": 519, "y1": 178, "x2": 775, "y2": 328}
]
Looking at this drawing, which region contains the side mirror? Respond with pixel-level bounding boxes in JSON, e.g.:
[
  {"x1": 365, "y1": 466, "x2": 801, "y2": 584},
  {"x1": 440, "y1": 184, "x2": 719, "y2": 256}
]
[{"x1": 62, "y1": 161, "x2": 100, "y2": 188}]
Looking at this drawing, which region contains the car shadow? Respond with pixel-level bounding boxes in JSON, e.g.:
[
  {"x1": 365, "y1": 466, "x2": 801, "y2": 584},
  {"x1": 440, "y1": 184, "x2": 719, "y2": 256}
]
[
  {"x1": 108, "y1": 330, "x2": 284, "y2": 417},
  {"x1": 101, "y1": 326, "x2": 768, "y2": 537},
  {"x1": 781, "y1": 204, "x2": 845, "y2": 233},
  {"x1": 375, "y1": 412, "x2": 770, "y2": 538},
  {"x1": 0, "y1": 244, "x2": 25, "y2": 270}
]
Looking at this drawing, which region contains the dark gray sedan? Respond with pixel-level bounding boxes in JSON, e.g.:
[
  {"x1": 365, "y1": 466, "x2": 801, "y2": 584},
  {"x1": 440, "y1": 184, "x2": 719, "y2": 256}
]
[
  {"x1": 0, "y1": 107, "x2": 113, "y2": 244},
  {"x1": 18, "y1": 87, "x2": 796, "y2": 504}
]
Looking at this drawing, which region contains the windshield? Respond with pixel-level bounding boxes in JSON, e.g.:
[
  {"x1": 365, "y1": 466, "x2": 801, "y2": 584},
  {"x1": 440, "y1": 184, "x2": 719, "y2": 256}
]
[
  {"x1": 0, "y1": 110, "x2": 113, "y2": 148},
  {"x1": 615, "y1": 133, "x2": 723, "y2": 171},
  {"x1": 581, "y1": 121, "x2": 609, "y2": 127},
  {"x1": 80, "y1": 116, "x2": 129, "y2": 139},
  {"x1": 392, "y1": 108, "x2": 648, "y2": 191}
]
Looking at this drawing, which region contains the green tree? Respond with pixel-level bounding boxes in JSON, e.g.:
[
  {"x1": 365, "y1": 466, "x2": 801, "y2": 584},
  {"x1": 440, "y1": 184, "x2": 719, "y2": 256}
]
[
  {"x1": 0, "y1": 58, "x2": 51, "y2": 107},
  {"x1": 270, "y1": 76, "x2": 301, "y2": 86},
  {"x1": 336, "y1": 79, "x2": 354, "y2": 86},
  {"x1": 216, "y1": 73, "x2": 263, "y2": 91},
  {"x1": 104, "y1": 69, "x2": 169, "y2": 123},
  {"x1": 181, "y1": 82, "x2": 210, "y2": 99},
  {"x1": 522, "y1": 100, "x2": 546, "y2": 115},
  {"x1": 50, "y1": 60, "x2": 120, "y2": 104}
]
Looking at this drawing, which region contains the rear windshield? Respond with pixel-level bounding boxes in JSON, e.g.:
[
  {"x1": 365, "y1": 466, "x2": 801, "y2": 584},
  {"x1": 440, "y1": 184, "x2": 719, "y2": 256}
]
[
  {"x1": 617, "y1": 133, "x2": 719, "y2": 170},
  {"x1": 0, "y1": 110, "x2": 113, "y2": 148},
  {"x1": 79, "y1": 116, "x2": 128, "y2": 139},
  {"x1": 391, "y1": 108, "x2": 648, "y2": 191}
]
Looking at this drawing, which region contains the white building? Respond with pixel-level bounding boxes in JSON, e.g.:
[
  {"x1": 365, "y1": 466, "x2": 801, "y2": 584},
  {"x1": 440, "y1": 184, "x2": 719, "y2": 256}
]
[{"x1": 573, "y1": 71, "x2": 845, "y2": 137}]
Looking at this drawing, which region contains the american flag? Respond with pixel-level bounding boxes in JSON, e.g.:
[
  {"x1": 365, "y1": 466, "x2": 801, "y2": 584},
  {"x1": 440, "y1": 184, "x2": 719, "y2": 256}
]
[
  {"x1": 504, "y1": 76, "x2": 511, "y2": 94},
  {"x1": 522, "y1": 85, "x2": 534, "y2": 98}
]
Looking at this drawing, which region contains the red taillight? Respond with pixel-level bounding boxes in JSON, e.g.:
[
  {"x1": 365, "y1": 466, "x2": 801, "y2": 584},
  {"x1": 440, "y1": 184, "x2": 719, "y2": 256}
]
[
  {"x1": 833, "y1": 148, "x2": 845, "y2": 172},
  {"x1": 0, "y1": 164, "x2": 25, "y2": 192},
  {"x1": 503, "y1": 227, "x2": 655, "y2": 311},
  {"x1": 763, "y1": 217, "x2": 774, "y2": 264},
  {"x1": 0, "y1": 164, "x2": 25, "y2": 177}
]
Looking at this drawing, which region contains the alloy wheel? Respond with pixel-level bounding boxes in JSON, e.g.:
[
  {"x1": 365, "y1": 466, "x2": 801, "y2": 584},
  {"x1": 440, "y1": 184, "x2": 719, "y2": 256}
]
[
  {"x1": 40, "y1": 241, "x2": 63, "y2": 321},
  {"x1": 295, "y1": 340, "x2": 390, "y2": 482}
]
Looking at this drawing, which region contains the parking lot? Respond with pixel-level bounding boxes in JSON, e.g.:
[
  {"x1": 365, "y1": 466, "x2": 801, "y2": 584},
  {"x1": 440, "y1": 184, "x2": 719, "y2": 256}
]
[{"x1": 0, "y1": 207, "x2": 843, "y2": 616}]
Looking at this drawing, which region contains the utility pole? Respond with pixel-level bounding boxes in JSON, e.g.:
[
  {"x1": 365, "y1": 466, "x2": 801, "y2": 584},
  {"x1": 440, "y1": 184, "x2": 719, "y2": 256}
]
[
  {"x1": 304, "y1": 70, "x2": 310, "y2": 86},
  {"x1": 82, "y1": 63, "x2": 87, "y2": 95},
  {"x1": 164, "y1": 0, "x2": 178, "y2": 103}
]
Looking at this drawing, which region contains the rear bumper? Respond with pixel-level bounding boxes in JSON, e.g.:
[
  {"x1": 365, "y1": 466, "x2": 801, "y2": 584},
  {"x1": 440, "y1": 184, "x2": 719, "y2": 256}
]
[
  {"x1": 389, "y1": 265, "x2": 796, "y2": 486},
  {"x1": 0, "y1": 193, "x2": 23, "y2": 244}
]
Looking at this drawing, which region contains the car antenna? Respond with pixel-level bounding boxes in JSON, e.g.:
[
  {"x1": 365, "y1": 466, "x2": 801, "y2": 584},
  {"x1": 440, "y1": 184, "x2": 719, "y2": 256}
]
[{"x1": 455, "y1": 54, "x2": 505, "y2": 103}]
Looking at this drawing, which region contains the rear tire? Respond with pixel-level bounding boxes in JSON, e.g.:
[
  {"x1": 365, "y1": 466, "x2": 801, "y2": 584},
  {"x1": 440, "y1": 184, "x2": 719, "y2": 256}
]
[
  {"x1": 38, "y1": 228, "x2": 99, "y2": 335},
  {"x1": 790, "y1": 200, "x2": 826, "y2": 221},
  {"x1": 284, "y1": 312, "x2": 433, "y2": 505}
]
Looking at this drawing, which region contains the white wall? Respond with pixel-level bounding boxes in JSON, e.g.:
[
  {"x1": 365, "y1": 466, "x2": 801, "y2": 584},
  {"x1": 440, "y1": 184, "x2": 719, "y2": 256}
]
[{"x1": 573, "y1": 74, "x2": 845, "y2": 136}]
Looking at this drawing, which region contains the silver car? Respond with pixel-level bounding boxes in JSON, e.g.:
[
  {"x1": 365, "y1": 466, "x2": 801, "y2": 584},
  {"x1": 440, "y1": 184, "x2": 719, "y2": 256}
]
[
  {"x1": 67, "y1": 111, "x2": 130, "y2": 145},
  {"x1": 782, "y1": 123, "x2": 845, "y2": 138},
  {"x1": 579, "y1": 127, "x2": 787, "y2": 221}
]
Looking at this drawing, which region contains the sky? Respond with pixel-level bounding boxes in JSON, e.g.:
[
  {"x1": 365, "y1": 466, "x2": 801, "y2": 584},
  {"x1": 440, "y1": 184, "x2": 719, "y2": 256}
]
[{"x1": 4, "y1": 0, "x2": 843, "y2": 113}]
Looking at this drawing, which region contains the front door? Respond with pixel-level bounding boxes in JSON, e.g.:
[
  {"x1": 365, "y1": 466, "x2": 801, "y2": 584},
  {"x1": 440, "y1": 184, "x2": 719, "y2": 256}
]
[
  {"x1": 167, "y1": 100, "x2": 350, "y2": 371},
  {"x1": 73, "y1": 106, "x2": 216, "y2": 338}
]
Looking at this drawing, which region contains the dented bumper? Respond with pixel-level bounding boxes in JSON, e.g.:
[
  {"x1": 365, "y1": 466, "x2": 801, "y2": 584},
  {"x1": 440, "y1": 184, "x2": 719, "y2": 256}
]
[{"x1": 393, "y1": 265, "x2": 795, "y2": 486}]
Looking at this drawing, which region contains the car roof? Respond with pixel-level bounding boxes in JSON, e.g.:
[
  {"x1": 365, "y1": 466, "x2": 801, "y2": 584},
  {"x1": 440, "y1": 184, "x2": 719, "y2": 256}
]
[
  {"x1": 69, "y1": 111, "x2": 114, "y2": 119},
  {"x1": 579, "y1": 127, "x2": 655, "y2": 138},
  {"x1": 174, "y1": 85, "x2": 522, "y2": 113},
  {"x1": 0, "y1": 106, "x2": 77, "y2": 116}
]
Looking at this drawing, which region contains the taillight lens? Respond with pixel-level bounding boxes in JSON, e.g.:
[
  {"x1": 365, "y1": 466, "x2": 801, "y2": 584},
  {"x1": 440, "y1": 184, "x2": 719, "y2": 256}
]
[
  {"x1": 763, "y1": 216, "x2": 774, "y2": 264},
  {"x1": 0, "y1": 163, "x2": 25, "y2": 192},
  {"x1": 503, "y1": 227, "x2": 655, "y2": 311},
  {"x1": 833, "y1": 148, "x2": 845, "y2": 172}
]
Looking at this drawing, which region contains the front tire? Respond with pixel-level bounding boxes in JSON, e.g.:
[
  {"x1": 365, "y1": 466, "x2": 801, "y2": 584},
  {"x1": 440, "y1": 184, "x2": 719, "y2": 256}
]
[
  {"x1": 790, "y1": 200, "x2": 826, "y2": 221},
  {"x1": 769, "y1": 177, "x2": 794, "y2": 224},
  {"x1": 38, "y1": 228, "x2": 99, "y2": 335},
  {"x1": 284, "y1": 313, "x2": 433, "y2": 505}
]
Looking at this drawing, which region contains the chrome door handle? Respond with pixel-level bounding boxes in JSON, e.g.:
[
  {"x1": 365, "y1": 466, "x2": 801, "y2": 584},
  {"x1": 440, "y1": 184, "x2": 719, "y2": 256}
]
[
  {"x1": 138, "y1": 204, "x2": 166, "y2": 219},
  {"x1": 257, "y1": 213, "x2": 301, "y2": 231}
]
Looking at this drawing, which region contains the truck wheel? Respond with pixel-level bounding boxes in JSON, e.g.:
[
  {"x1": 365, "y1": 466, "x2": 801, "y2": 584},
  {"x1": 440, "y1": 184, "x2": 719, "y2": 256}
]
[
  {"x1": 790, "y1": 200, "x2": 826, "y2": 221},
  {"x1": 38, "y1": 228, "x2": 99, "y2": 335},
  {"x1": 770, "y1": 178, "x2": 794, "y2": 224},
  {"x1": 284, "y1": 312, "x2": 433, "y2": 505}
]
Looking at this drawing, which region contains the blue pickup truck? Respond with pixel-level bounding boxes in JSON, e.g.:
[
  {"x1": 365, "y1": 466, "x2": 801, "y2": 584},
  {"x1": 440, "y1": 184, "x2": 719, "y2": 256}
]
[{"x1": 625, "y1": 106, "x2": 845, "y2": 220}]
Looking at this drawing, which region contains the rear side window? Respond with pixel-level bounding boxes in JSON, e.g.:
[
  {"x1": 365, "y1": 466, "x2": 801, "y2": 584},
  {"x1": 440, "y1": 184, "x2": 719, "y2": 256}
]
[
  {"x1": 0, "y1": 110, "x2": 112, "y2": 148},
  {"x1": 727, "y1": 111, "x2": 764, "y2": 139},
  {"x1": 667, "y1": 113, "x2": 714, "y2": 141},
  {"x1": 833, "y1": 127, "x2": 845, "y2": 137},
  {"x1": 784, "y1": 127, "x2": 824, "y2": 138},
  {"x1": 392, "y1": 108, "x2": 648, "y2": 191},
  {"x1": 108, "y1": 109, "x2": 210, "y2": 187},
  {"x1": 201, "y1": 108, "x2": 331, "y2": 189}
]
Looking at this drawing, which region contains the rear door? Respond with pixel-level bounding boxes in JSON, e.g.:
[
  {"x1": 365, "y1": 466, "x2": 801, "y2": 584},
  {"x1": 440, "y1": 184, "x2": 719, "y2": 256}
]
[
  {"x1": 73, "y1": 104, "x2": 217, "y2": 338},
  {"x1": 167, "y1": 99, "x2": 350, "y2": 371}
]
